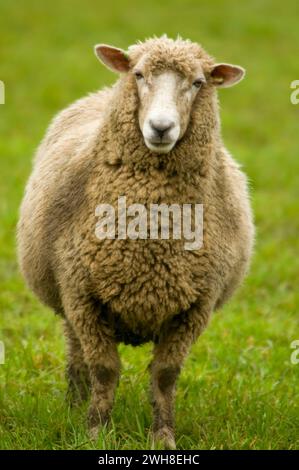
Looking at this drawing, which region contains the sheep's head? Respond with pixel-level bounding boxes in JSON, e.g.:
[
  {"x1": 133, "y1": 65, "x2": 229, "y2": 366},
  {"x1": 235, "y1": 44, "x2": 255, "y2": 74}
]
[{"x1": 95, "y1": 36, "x2": 245, "y2": 154}]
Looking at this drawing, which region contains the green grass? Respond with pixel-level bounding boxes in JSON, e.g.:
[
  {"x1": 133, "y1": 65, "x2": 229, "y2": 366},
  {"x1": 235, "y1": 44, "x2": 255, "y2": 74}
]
[{"x1": 0, "y1": 0, "x2": 299, "y2": 450}]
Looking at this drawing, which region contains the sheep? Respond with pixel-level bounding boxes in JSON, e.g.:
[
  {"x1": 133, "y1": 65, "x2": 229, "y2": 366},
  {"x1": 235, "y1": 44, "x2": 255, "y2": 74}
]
[{"x1": 17, "y1": 36, "x2": 254, "y2": 449}]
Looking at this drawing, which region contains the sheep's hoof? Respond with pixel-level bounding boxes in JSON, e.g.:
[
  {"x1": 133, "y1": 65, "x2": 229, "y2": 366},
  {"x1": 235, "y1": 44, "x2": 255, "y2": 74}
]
[
  {"x1": 88, "y1": 421, "x2": 110, "y2": 443},
  {"x1": 87, "y1": 406, "x2": 110, "y2": 442},
  {"x1": 89, "y1": 425, "x2": 101, "y2": 442},
  {"x1": 153, "y1": 427, "x2": 176, "y2": 450}
]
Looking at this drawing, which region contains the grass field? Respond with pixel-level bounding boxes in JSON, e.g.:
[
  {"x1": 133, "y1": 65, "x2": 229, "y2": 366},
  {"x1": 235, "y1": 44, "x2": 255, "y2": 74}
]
[{"x1": 0, "y1": 0, "x2": 298, "y2": 450}]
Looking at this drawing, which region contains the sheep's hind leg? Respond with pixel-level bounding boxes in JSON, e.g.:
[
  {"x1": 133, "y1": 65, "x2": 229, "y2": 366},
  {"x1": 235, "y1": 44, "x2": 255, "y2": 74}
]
[
  {"x1": 150, "y1": 303, "x2": 211, "y2": 449},
  {"x1": 64, "y1": 320, "x2": 91, "y2": 404},
  {"x1": 62, "y1": 292, "x2": 120, "y2": 441}
]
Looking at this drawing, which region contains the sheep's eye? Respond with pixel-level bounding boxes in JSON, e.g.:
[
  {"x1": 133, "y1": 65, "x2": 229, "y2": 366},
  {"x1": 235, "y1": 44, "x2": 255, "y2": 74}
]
[
  {"x1": 193, "y1": 79, "x2": 203, "y2": 88},
  {"x1": 134, "y1": 71, "x2": 144, "y2": 80}
]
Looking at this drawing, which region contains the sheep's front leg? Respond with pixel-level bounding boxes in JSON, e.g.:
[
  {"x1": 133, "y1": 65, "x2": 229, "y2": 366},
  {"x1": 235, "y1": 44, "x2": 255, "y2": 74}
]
[
  {"x1": 150, "y1": 302, "x2": 211, "y2": 449},
  {"x1": 62, "y1": 292, "x2": 120, "y2": 440}
]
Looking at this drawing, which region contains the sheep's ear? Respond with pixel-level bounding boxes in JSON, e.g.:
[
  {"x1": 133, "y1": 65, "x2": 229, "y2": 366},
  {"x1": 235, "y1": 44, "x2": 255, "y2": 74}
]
[
  {"x1": 94, "y1": 44, "x2": 130, "y2": 73},
  {"x1": 210, "y1": 63, "x2": 245, "y2": 88}
]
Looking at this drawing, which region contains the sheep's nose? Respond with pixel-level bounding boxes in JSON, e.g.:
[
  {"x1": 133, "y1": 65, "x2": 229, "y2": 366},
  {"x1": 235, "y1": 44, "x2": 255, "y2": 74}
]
[{"x1": 149, "y1": 119, "x2": 175, "y2": 139}]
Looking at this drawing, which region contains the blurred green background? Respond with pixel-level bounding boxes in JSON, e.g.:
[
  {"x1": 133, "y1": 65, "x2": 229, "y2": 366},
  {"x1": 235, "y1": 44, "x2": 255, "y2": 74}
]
[{"x1": 0, "y1": 0, "x2": 298, "y2": 449}]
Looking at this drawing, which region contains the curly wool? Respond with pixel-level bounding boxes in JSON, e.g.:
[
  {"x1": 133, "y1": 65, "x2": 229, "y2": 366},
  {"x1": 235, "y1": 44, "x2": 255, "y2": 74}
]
[
  {"x1": 18, "y1": 36, "x2": 254, "y2": 344},
  {"x1": 17, "y1": 36, "x2": 254, "y2": 447}
]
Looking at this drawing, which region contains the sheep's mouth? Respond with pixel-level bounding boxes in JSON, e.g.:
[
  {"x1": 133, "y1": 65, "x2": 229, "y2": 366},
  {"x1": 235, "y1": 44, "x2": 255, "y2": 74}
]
[{"x1": 145, "y1": 139, "x2": 176, "y2": 154}]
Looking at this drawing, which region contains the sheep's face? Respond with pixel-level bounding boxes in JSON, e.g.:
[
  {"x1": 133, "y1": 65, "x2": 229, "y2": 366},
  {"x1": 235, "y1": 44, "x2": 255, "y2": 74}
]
[
  {"x1": 133, "y1": 68, "x2": 204, "y2": 153},
  {"x1": 95, "y1": 38, "x2": 245, "y2": 154}
]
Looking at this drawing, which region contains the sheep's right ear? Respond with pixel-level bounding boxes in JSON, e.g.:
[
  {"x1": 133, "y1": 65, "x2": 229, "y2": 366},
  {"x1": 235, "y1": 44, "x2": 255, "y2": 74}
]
[{"x1": 94, "y1": 44, "x2": 130, "y2": 73}]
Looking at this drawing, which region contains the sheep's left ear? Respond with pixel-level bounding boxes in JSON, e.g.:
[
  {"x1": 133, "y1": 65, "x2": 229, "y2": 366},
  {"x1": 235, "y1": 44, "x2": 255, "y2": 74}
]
[
  {"x1": 94, "y1": 44, "x2": 130, "y2": 73},
  {"x1": 210, "y1": 63, "x2": 245, "y2": 88}
]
